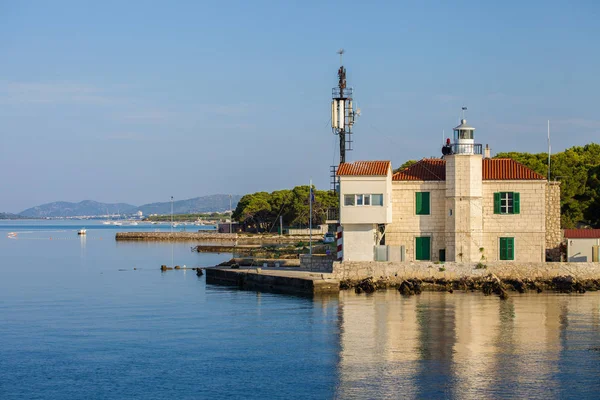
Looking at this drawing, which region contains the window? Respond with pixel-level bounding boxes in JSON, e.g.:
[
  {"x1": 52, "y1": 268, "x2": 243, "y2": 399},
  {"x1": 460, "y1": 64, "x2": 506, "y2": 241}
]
[
  {"x1": 415, "y1": 237, "x2": 431, "y2": 260},
  {"x1": 344, "y1": 193, "x2": 384, "y2": 206},
  {"x1": 416, "y1": 192, "x2": 430, "y2": 215},
  {"x1": 344, "y1": 194, "x2": 355, "y2": 206},
  {"x1": 494, "y1": 192, "x2": 520, "y2": 214},
  {"x1": 372, "y1": 194, "x2": 383, "y2": 206},
  {"x1": 499, "y1": 237, "x2": 515, "y2": 260}
]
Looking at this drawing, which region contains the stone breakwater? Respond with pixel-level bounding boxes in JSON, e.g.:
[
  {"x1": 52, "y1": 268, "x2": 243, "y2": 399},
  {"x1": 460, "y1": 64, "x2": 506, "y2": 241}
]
[
  {"x1": 296, "y1": 256, "x2": 600, "y2": 298},
  {"x1": 333, "y1": 261, "x2": 600, "y2": 299},
  {"x1": 330, "y1": 260, "x2": 600, "y2": 281},
  {"x1": 116, "y1": 232, "x2": 236, "y2": 241},
  {"x1": 116, "y1": 232, "x2": 317, "y2": 243}
]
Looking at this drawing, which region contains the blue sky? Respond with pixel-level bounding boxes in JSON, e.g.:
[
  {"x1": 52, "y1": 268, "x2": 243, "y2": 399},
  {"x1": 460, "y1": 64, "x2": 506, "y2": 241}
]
[{"x1": 1, "y1": 0, "x2": 599, "y2": 212}]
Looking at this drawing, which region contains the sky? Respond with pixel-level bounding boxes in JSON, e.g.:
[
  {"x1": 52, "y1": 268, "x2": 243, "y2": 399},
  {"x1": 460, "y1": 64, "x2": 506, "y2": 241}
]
[{"x1": 1, "y1": 0, "x2": 599, "y2": 213}]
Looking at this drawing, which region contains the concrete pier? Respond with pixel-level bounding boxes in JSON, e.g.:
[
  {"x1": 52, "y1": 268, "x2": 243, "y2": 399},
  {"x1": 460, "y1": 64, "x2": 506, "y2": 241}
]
[{"x1": 205, "y1": 268, "x2": 340, "y2": 296}]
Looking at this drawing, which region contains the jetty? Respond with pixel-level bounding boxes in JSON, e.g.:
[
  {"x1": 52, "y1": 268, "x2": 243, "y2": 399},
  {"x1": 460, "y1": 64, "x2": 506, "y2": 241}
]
[
  {"x1": 205, "y1": 267, "x2": 339, "y2": 296},
  {"x1": 115, "y1": 231, "x2": 317, "y2": 243}
]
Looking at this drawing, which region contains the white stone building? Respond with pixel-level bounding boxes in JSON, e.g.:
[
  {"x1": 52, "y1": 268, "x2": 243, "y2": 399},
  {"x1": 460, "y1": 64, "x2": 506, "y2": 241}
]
[
  {"x1": 337, "y1": 119, "x2": 561, "y2": 263},
  {"x1": 564, "y1": 229, "x2": 600, "y2": 262}
]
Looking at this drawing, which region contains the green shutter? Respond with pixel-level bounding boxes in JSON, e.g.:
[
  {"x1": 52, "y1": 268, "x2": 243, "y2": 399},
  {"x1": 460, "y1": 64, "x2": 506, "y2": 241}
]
[
  {"x1": 416, "y1": 192, "x2": 430, "y2": 215},
  {"x1": 513, "y1": 192, "x2": 520, "y2": 214},
  {"x1": 508, "y1": 238, "x2": 514, "y2": 260},
  {"x1": 494, "y1": 192, "x2": 501, "y2": 214},
  {"x1": 500, "y1": 237, "x2": 515, "y2": 260},
  {"x1": 422, "y1": 192, "x2": 430, "y2": 215},
  {"x1": 416, "y1": 237, "x2": 431, "y2": 260}
]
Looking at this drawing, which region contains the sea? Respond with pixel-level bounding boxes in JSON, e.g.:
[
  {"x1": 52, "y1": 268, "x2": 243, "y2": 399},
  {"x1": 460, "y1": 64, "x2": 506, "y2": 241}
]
[{"x1": 1, "y1": 220, "x2": 600, "y2": 399}]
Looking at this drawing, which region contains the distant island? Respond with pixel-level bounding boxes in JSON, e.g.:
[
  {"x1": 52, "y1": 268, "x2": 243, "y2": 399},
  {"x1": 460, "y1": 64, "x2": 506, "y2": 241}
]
[
  {"x1": 7, "y1": 194, "x2": 242, "y2": 219},
  {"x1": 0, "y1": 212, "x2": 28, "y2": 220}
]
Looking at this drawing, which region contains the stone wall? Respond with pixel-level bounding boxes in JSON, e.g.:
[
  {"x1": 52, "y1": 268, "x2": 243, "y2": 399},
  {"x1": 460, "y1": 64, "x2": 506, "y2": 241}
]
[
  {"x1": 300, "y1": 254, "x2": 336, "y2": 272},
  {"x1": 545, "y1": 181, "x2": 562, "y2": 260},
  {"x1": 482, "y1": 181, "x2": 547, "y2": 262},
  {"x1": 386, "y1": 181, "x2": 446, "y2": 262},
  {"x1": 330, "y1": 260, "x2": 600, "y2": 281}
]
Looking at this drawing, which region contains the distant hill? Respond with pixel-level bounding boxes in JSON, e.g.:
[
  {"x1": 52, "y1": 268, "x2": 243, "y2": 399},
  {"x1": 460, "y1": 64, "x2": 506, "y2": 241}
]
[
  {"x1": 17, "y1": 195, "x2": 242, "y2": 217},
  {"x1": 136, "y1": 194, "x2": 241, "y2": 215},
  {"x1": 19, "y1": 200, "x2": 137, "y2": 218}
]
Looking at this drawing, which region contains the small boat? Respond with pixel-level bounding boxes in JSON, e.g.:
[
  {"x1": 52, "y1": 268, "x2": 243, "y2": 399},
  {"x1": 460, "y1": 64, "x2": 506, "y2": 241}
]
[{"x1": 78, "y1": 228, "x2": 87, "y2": 235}]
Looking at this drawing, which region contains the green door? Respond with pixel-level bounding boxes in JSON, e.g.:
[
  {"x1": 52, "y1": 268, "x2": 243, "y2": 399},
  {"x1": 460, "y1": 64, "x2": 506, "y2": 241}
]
[
  {"x1": 439, "y1": 249, "x2": 446, "y2": 262},
  {"x1": 416, "y1": 237, "x2": 431, "y2": 261}
]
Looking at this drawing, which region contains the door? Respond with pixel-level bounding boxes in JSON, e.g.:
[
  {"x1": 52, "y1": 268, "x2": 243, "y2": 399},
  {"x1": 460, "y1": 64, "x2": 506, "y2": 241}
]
[
  {"x1": 416, "y1": 237, "x2": 431, "y2": 261},
  {"x1": 439, "y1": 249, "x2": 446, "y2": 262}
]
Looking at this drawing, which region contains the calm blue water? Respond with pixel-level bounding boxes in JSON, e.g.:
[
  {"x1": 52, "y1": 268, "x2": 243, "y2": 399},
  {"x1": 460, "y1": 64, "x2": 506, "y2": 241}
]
[{"x1": 1, "y1": 221, "x2": 600, "y2": 399}]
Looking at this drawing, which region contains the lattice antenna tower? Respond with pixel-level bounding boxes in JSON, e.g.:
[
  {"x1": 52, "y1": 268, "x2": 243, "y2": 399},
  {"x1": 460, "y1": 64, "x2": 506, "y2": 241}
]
[{"x1": 330, "y1": 48, "x2": 360, "y2": 192}]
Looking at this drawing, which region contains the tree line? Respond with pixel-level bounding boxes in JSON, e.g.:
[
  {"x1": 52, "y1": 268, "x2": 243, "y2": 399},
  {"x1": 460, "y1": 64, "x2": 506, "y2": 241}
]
[{"x1": 232, "y1": 186, "x2": 338, "y2": 232}]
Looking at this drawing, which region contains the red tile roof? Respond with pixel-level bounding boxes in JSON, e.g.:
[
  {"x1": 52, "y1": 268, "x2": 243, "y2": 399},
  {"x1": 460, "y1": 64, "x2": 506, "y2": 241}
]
[
  {"x1": 564, "y1": 229, "x2": 600, "y2": 239},
  {"x1": 337, "y1": 161, "x2": 391, "y2": 176},
  {"x1": 482, "y1": 159, "x2": 546, "y2": 180},
  {"x1": 392, "y1": 158, "x2": 546, "y2": 181},
  {"x1": 392, "y1": 159, "x2": 446, "y2": 181}
]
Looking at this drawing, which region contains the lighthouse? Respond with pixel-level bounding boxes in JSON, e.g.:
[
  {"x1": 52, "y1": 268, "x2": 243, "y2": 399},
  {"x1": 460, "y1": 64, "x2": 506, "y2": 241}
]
[{"x1": 445, "y1": 112, "x2": 484, "y2": 262}]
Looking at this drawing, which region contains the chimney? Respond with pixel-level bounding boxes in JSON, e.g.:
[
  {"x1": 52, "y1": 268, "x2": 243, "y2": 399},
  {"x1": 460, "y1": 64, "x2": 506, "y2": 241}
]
[{"x1": 484, "y1": 144, "x2": 491, "y2": 158}]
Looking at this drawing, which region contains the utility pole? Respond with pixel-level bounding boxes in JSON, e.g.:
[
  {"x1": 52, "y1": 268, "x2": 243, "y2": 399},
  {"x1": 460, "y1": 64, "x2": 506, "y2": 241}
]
[{"x1": 229, "y1": 194, "x2": 232, "y2": 234}]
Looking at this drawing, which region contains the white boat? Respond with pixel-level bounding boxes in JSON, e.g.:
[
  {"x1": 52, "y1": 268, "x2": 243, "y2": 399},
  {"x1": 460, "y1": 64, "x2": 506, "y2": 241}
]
[
  {"x1": 112, "y1": 221, "x2": 122, "y2": 226},
  {"x1": 102, "y1": 221, "x2": 111, "y2": 225},
  {"x1": 78, "y1": 228, "x2": 87, "y2": 235}
]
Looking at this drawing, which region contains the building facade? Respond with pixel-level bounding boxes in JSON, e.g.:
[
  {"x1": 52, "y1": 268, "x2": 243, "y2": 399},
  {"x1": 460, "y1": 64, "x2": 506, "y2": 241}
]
[
  {"x1": 337, "y1": 119, "x2": 561, "y2": 263},
  {"x1": 564, "y1": 229, "x2": 600, "y2": 262}
]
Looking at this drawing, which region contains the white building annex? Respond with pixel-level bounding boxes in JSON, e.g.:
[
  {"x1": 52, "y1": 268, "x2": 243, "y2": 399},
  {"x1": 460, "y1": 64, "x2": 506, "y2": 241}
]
[{"x1": 337, "y1": 118, "x2": 562, "y2": 263}]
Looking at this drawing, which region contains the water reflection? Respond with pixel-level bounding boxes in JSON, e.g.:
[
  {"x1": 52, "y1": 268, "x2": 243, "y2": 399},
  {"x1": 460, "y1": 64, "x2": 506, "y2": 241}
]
[{"x1": 334, "y1": 291, "x2": 600, "y2": 399}]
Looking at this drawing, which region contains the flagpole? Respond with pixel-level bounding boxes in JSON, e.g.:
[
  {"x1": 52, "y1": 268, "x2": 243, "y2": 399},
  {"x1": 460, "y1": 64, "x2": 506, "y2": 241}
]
[{"x1": 309, "y1": 179, "x2": 313, "y2": 256}]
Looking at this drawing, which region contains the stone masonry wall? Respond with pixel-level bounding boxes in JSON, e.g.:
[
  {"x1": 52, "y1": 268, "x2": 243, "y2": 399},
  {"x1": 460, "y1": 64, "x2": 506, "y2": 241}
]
[
  {"x1": 545, "y1": 181, "x2": 562, "y2": 261},
  {"x1": 299, "y1": 254, "x2": 336, "y2": 272},
  {"x1": 330, "y1": 260, "x2": 600, "y2": 281}
]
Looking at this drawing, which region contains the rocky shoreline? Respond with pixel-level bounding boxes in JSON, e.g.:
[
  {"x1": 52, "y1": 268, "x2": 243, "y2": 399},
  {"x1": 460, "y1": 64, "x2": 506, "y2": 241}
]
[{"x1": 341, "y1": 274, "x2": 600, "y2": 299}]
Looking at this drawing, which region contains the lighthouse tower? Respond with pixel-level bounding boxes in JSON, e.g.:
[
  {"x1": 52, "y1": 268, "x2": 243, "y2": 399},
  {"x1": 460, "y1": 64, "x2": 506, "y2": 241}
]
[{"x1": 445, "y1": 115, "x2": 483, "y2": 262}]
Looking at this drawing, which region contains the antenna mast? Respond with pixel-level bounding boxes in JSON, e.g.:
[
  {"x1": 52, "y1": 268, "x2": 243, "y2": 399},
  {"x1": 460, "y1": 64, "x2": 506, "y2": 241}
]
[{"x1": 330, "y1": 48, "x2": 358, "y2": 192}]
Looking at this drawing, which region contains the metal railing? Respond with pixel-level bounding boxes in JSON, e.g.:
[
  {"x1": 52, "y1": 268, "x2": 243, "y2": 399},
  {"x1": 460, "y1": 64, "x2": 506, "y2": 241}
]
[
  {"x1": 451, "y1": 143, "x2": 483, "y2": 155},
  {"x1": 326, "y1": 208, "x2": 339, "y2": 222}
]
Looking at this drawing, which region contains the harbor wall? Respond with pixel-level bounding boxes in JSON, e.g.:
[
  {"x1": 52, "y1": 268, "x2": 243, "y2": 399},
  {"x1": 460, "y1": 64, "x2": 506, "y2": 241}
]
[
  {"x1": 116, "y1": 232, "x2": 316, "y2": 243},
  {"x1": 329, "y1": 261, "x2": 600, "y2": 281},
  {"x1": 205, "y1": 268, "x2": 339, "y2": 295}
]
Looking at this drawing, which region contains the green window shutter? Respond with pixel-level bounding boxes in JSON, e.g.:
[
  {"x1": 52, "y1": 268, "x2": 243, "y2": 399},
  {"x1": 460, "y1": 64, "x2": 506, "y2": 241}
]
[
  {"x1": 494, "y1": 192, "x2": 501, "y2": 214},
  {"x1": 422, "y1": 192, "x2": 430, "y2": 214},
  {"x1": 416, "y1": 237, "x2": 431, "y2": 260},
  {"x1": 416, "y1": 192, "x2": 430, "y2": 215},
  {"x1": 513, "y1": 192, "x2": 520, "y2": 214},
  {"x1": 500, "y1": 237, "x2": 515, "y2": 260},
  {"x1": 508, "y1": 238, "x2": 514, "y2": 260}
]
